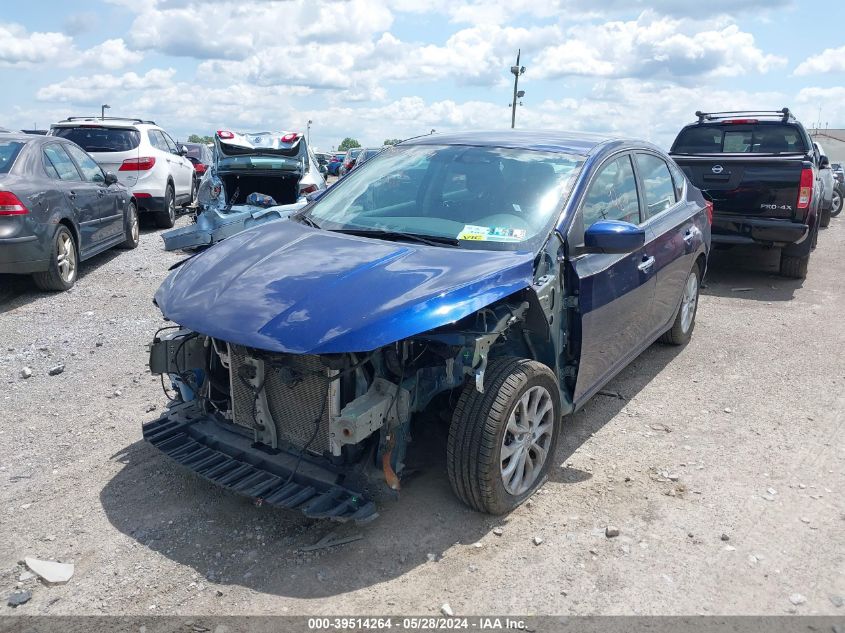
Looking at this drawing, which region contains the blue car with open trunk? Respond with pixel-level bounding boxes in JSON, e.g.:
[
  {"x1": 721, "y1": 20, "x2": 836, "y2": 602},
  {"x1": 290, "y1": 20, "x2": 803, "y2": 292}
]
[{"x1": 144, "y1": 130, "x2": 710, "y2": 521}]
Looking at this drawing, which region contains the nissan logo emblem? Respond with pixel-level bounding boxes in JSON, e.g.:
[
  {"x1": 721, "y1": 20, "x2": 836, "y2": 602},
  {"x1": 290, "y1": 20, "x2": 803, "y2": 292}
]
[{"x1": 711, "y1": 164, "x2": 724, "y2": 174}]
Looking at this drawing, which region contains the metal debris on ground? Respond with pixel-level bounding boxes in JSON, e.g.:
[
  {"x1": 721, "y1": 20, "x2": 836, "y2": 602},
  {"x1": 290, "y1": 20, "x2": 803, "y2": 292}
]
[
  {"x1": 7, "y1": 591, "x2": 32, "y2": 607},
  {"x1": 299, "y1": 531, "x2": 364, "y2": 552},
  {"x1": 597, "y1": 390, "x2": 625, "y2": 400}
]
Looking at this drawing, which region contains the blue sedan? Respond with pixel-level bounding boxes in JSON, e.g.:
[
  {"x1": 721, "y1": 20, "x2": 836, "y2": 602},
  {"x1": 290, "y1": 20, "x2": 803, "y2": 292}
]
[{"x1": 144, "y1": 130, "x2": 710, "y2": 520}]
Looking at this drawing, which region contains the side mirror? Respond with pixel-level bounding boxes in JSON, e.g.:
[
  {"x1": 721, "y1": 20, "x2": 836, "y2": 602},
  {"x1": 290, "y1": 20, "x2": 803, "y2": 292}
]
[
  {"x1": 104, "y1": 171, "x2": 118, "y2": 185},
  {"x1": 179, "y1": 145, "x2": 189, "y2": 156},
  {"x1": 819, "y1": 155, "x2": 830, "y2": 169},
  {"x1": 305, "y1": 189, "x2": 327, "y2": 203},
  {"x1": 583, "y1": 220, "x2": 646, "y2": 254}
]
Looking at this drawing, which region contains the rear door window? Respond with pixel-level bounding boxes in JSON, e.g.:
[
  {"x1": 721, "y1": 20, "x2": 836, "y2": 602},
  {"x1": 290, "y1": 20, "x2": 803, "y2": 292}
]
[
  {"x1": 43, "y1": 144, "x2": 82, "y2": 181},
  {"x1": 148, "y1": 130, "x2": 169, "y2": 152},
  {"x1": 582, "y1": 155, "x2": 641, "y2": 227},
  {"x1": 0, "y1": 141, "x2": 25, "y2": 173},
  {"x1": 161, "y1": 131, "x2": 179, "y2": 154},
  {"x1": 52, "y1": 127, "x2": 140, "y2": 153},
  {"x1": 635, "y1": 153, "x2": 676, "y2": 219},
  {"x1": 64, "y1": 144, "x2": 105, "y2": 183},
  {"x1": 672, "y1": 124, "x2": 807, "y2": 154}
]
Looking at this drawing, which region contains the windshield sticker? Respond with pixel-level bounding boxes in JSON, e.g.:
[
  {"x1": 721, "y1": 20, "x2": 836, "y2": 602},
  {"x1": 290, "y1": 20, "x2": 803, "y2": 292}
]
[{"x1": 457, "y1": 225, "x2": 527, "y2": 242}]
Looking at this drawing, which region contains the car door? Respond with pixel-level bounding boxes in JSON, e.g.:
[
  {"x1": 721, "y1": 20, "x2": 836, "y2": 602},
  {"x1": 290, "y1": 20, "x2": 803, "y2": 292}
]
[
  {"x1": 567, "y1": 153, "x2": 656, "y2": 404},
  {"x1": 64, "y1": 143, "x2": 125, "y2": 246},
  {"x1": 634, "y1": 152, "x2": 699, "y2": 333},
  {"x1": 161, "y1": 131, "x2": 191, "y2": 197},
  {"x1": 42, "y1": 143, "x2": 101, "y2": 254}
]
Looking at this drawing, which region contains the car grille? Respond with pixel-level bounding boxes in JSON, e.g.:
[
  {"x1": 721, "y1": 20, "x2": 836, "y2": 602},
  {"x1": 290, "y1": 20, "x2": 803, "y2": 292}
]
[{"x1": 228, "y1": 345, "x2": 332, "y2": 455}]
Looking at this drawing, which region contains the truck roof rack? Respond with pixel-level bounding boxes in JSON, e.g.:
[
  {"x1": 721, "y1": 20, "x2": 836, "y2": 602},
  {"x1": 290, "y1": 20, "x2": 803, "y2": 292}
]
[
  {"x1": 56, "y1": 116, "x2": 157, "y2": 125},
  {"x1": 694, "y1": 108, "x2": 794, "y2": 124}
]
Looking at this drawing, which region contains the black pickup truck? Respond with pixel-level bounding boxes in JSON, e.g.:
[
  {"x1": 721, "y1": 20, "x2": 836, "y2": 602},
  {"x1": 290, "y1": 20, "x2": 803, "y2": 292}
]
[{"x1": 670, "y1": 109, "x2": 823, "y2": 278}]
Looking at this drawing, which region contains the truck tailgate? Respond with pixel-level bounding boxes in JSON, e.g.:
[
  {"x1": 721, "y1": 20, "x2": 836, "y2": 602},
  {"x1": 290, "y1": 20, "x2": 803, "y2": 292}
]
[{"x1": 673, "y1": 155, "x2": 805, "y2": 220}]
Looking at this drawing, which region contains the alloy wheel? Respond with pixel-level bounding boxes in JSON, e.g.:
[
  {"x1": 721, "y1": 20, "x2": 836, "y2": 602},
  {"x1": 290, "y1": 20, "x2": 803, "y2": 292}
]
[
  {"x1": 130, "y1": 206, "x2": 139, "y2": 243},
  {"x1": 500, "y1": 385, "x2": 554, "y2": 495},
  {"x1": 832, "y1": 190, "x2": 842, "y2": 216},
  {"x1": 56, "y1": 232, "x2": 76, "y2": 284},
  {"x1": 680, "y1": 271, "x2": 699, "y2": 334}
]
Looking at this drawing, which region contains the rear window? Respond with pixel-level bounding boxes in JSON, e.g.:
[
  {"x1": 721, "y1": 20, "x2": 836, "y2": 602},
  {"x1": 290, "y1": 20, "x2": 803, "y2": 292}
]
[
  {"x1": 0, "y1": 141, "x2": 24, "y2": 173},
  {"x1": 53, "y1": 126, "x2": 140, "y2": 153},
  {"x1": 672, "y1": 124, "x2": 807, "y2": 154}
]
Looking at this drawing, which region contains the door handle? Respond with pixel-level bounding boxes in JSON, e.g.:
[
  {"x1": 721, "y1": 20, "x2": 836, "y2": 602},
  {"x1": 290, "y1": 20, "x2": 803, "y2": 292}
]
[
  {"x1": 683, "y1": 229, "x2": 695, "y2": 244},
  {"x1": 97, "y1": 189, "x2": 106, "y2": 197},
  {"x1": 638, "y1": 255, "x2": 655, "y2": 272},
  {"x1": 68, "y1": 191, "x2": 76, "y2": 199}
]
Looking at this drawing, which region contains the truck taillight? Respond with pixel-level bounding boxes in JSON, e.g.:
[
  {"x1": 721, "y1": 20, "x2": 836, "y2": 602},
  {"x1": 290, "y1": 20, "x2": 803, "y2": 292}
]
[
  {"x1": 217, "y1": 130, "x2": 234, "y2": 139},
  {"x1": 119, "y1": 157, "x2": 156, "y2": 171},
  {"x1": 704, "y1": 200, "x2": 713, "y2": 225},
  {"x1": 0, "y1": 191, "x2": 28, "y2": 215},
  {"x1": 194, "y1": 163, "x2": 207, "y2": 175},
  {"x1": 797, "y1": 167, "x2": 813, "y2": 210},
  {"x1": 300, "y1": 184, "x2": 318, "y2": 195}
]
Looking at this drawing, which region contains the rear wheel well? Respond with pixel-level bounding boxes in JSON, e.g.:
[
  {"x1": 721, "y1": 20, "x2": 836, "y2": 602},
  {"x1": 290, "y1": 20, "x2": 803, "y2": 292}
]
[{"x1": 57, "y1": 218, "x2": 79, "y2": 253}]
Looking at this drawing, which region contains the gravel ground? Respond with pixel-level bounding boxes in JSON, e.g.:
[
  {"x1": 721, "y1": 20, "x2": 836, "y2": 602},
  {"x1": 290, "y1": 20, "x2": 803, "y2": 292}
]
[{"x1": 1, "y1": 213, "x2": 843, "y2": 616}]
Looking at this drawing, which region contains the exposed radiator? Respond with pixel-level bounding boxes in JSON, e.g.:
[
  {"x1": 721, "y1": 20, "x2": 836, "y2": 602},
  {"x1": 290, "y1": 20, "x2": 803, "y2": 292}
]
[{"x1": 228, "y1": 345, "x2": 334, "y2": 455}]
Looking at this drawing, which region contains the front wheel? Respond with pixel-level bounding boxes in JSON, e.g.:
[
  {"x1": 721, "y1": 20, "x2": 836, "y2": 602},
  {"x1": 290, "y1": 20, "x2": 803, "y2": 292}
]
[
  {"x1": 659, "y1": 264, "x2": 701, "y2": 345},
  {"x1": 831, "y1": 185, "x2": 843, "y2": 218},
  {"x1": 119, "y1": 201, "x2": 139, "y2": 249},
  {"x1": 447, "y1": 357, "x2": 561, "y2": 515}
]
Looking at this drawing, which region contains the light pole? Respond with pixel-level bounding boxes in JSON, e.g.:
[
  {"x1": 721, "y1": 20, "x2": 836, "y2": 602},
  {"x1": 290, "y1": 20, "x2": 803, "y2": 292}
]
[
  {"x1": 307, "y1": 120, "x2": 312, "y2": 146},
  {"x1": 101, "y1": 104, "x2": 110, "y2": 120},
  {"x1": 509, "y1": 50, "x2": 526, "y2": 129}
]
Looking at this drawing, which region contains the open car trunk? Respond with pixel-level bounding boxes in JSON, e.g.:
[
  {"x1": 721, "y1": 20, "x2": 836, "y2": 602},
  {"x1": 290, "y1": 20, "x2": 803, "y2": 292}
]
[{"x1": 221, "y1": 171, "x2": 301, "y2": 206}]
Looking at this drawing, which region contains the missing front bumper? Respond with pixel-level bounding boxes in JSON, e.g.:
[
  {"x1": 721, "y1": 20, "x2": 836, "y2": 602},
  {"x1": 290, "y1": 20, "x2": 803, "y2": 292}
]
[{"x1": 142, "y1": 403, "x2": 378, "y2": 523}]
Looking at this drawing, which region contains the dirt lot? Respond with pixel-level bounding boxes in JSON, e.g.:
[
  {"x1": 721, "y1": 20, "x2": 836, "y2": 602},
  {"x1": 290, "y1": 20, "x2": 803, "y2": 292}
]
[{"x1": 1, "y1": 214, "x2": 843, "y2": 616}]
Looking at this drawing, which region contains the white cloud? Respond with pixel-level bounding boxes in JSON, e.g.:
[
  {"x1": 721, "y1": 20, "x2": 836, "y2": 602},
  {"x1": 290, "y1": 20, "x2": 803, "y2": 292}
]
[
  {"x1": 533, "y1": 14, "x2": 786, "y2": 80},
  {"x1": 794, "y1": 45, "x2": 845, "y2": 76},
  {"x1": 0, "y1": 23, "x2": 75, "y2": 67},
  {"x1": 36, "y1": 68, "x2": 177, "y2": 103},
  {"x1": 0, "y1": 23, "x2": 138, "y2": 70}
]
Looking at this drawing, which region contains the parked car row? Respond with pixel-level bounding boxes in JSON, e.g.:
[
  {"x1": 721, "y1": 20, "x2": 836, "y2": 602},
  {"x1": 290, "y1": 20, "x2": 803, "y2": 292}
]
[{"x1": 1, "y1": 108, "x2": 840, "y2": 521}]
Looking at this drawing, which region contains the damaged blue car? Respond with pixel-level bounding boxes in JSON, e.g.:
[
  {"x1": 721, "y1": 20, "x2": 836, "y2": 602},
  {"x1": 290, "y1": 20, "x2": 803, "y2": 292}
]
[{"x1": 144, "y1": 130, "x2": 710, "y2": 522}]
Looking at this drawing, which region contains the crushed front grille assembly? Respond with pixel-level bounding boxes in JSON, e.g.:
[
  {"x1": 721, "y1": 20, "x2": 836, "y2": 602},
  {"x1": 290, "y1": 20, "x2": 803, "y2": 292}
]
[{"x1": 143, "y1": 411, "x2": 377, "y2": 523}]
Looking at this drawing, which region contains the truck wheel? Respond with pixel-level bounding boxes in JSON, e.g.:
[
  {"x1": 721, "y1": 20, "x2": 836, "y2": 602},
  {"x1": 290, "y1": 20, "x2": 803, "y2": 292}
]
[
  {"x1": 659, "y1": 264, "x2": 701, "y2": 345},
  {"x1": 32, "y1": 225, "x2": 77, "y2": 292},
  {"x1": 779, "y1": 252, "x2": 809, "y2": 279},
  {"x1": 447, "y1": 357, "x2": 561, "y2": 515},
  {"x1": 831, "y1": 186, "x2": 843, "y2": 218},
  {"x1": 820, "y1": 205, "x2": 831, "y2": 228},
  {"x1": 119, "y1": 201, "x2": 139, "y2": 249},
  {"x1": 155, "y1": 185, "x2": 176, "y2": 229}
]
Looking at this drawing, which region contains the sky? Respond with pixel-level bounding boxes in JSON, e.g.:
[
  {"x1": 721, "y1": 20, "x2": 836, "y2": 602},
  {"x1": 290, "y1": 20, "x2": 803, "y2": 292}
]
[{"x1": 2, "y1": 0, "x2": 844, "y2": 151}]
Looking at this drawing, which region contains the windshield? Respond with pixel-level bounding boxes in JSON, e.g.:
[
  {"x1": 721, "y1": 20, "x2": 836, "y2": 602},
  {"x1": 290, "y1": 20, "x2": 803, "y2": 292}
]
[
  {"x1": 306, "y1": 144, "x2": 583, "y2": 250},
  {"x1": 53, "y1": 126, "x2": 140, "y2": 153},
  {"x1": 672, "y1": 123, "x2": 808, "y2": 154},
  {"x1": 0, "y1": 140, "x2": 25, "y2": 173}
]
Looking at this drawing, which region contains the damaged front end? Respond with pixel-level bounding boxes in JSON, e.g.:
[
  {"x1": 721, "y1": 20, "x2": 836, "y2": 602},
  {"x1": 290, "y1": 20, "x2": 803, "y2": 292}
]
[
  {"x1": 144, "y1": 299, "x2": 540, "y2": 523},
  {"x1": 162, "y1": 130, "x2": 314, "y2": 251}
]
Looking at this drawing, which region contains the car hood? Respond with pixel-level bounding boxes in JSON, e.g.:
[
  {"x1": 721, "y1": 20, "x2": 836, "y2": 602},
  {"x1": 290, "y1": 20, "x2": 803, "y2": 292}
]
[{"x1": 155, "y1": 220, "x2": 536, "y2": 353}]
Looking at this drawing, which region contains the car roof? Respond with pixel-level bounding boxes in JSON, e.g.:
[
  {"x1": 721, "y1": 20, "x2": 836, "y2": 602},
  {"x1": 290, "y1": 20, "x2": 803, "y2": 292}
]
[
  {"x1": 0, "y1": 132, "x2": 62, "y2": 144},
  {"x1": 52, "y1": 117, "x2": 158, "y2": 129},
  {"x1": 401, "y1": 129, "x2": 622, "y2": 156}
]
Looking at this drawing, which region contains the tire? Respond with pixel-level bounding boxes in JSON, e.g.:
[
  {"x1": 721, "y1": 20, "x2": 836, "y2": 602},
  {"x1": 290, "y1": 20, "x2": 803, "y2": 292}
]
[
  {"x1": 155, "y1": 184, "x2": 176, "y2": 229},
  {"x1": 447, "y1": 357, "x2": 561, "y2": 515},
  {"x1": 119, "y1": 201, "x2": 139, "y2": 249},
  {"x1": 659, "y1": 263, "x2": 701, "y2": 345},
  {"x1": 186, "y1": 177, "x2": 197, "y2": 207},
  {"x1": 779, "y1": 252, "x2": 809, "y2": 279},
  {"x1": 831, "y1": 185, "x2": 843, "y2": 218},
  {"x1": 820, "y1": 205, "x2": 831, "y2": 228},
  {"x1": 32, "y1": 225, "x2": 78, "y2": 292}
]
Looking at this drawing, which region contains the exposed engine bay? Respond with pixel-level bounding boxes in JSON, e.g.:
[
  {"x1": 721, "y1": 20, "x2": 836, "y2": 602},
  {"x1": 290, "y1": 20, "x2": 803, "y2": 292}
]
[{"x1": 144, "y1": 296, "x2": 560, "y2": 522}]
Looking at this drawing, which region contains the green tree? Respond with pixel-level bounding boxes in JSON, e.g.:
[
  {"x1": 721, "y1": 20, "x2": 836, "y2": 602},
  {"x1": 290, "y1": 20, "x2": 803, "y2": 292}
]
[
  {"x1": 188, "y1": 134, "x2": 214, "y2": 143},
  {"x1": 338, "y1": 137, "x2": 361, "y2": 151},
  {"x1": 384, "y1": 138, "x2": 402, "y2": 145}
]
